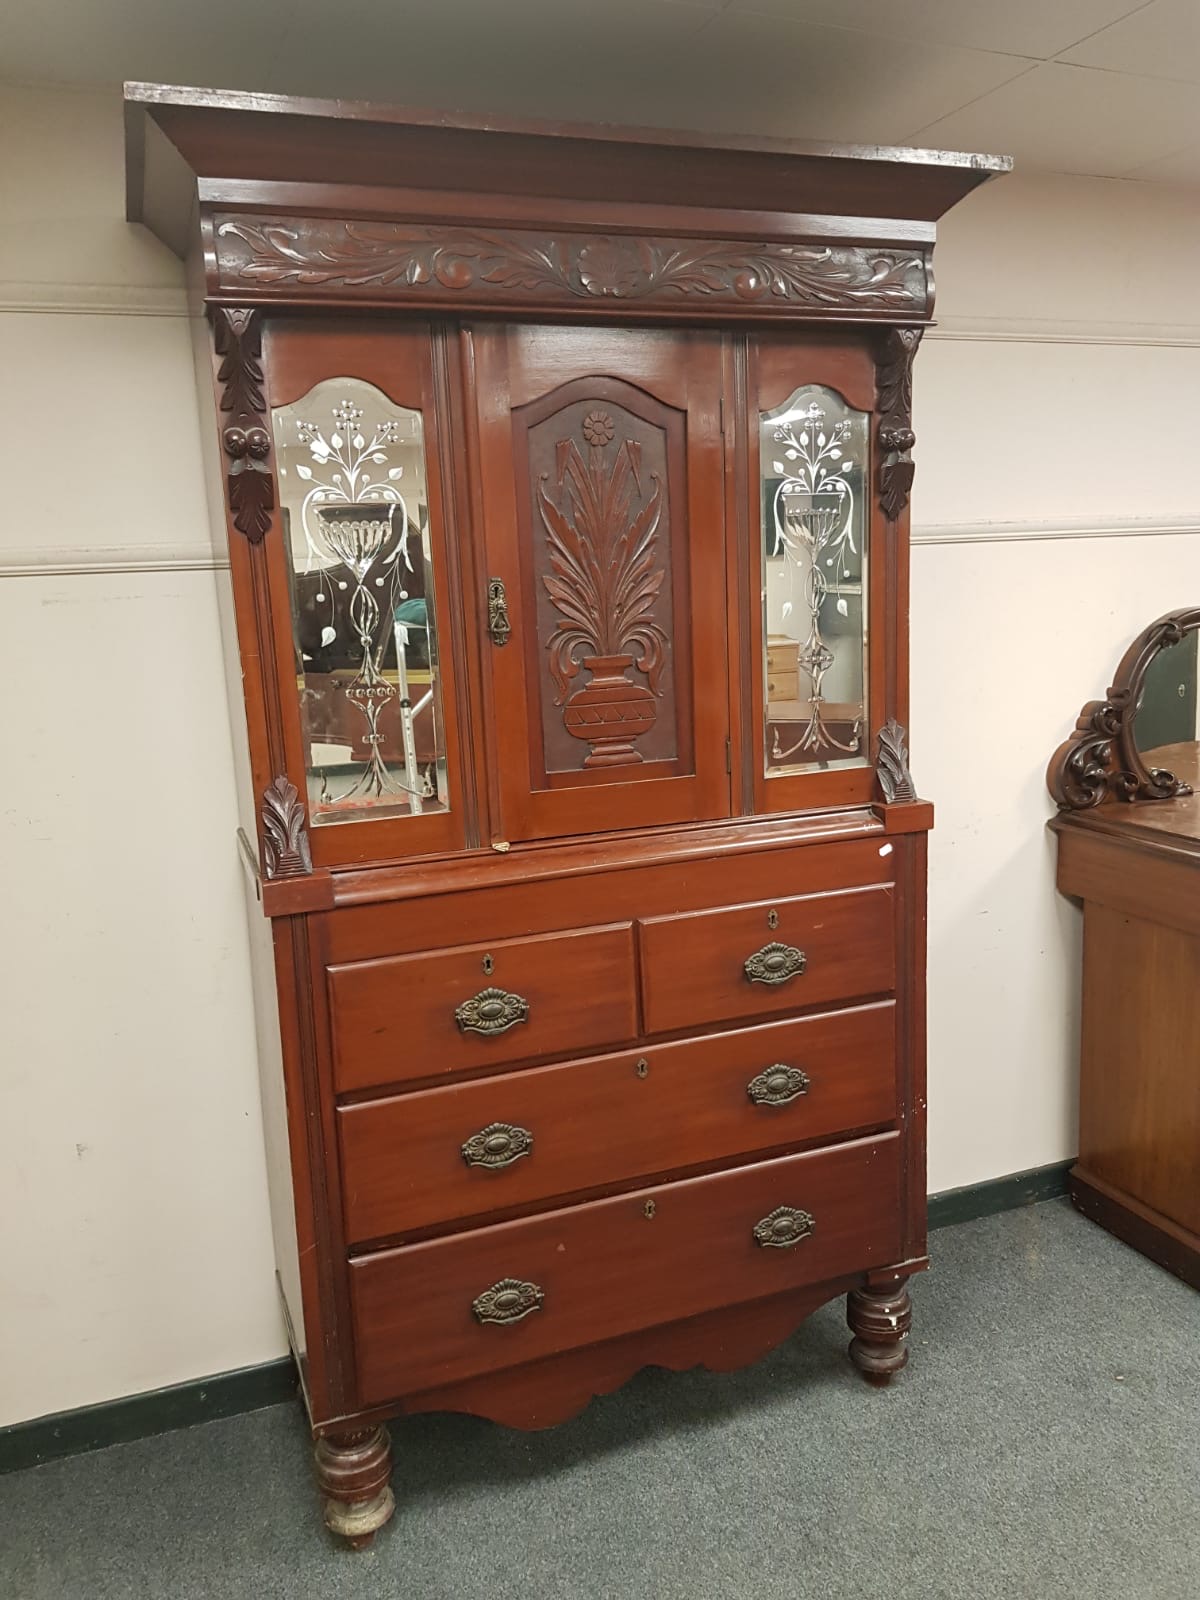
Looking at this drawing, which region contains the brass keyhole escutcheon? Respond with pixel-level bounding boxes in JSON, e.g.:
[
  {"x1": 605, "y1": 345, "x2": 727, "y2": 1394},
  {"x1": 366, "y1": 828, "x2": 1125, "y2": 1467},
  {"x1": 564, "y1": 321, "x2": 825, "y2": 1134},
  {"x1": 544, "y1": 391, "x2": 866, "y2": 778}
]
[
  {"x1": 767, "y1": 908, "x2": 779, "y2": 930},
  {"x1": 635, "y1": 1058, "x2": 649, "y2": 1079},
  {"x1": 643, "y1": 1199, "x2": 656, "y2": 1219},
  {"x1": 482, "y1": 954, "x2": 494, "y2": 976}
]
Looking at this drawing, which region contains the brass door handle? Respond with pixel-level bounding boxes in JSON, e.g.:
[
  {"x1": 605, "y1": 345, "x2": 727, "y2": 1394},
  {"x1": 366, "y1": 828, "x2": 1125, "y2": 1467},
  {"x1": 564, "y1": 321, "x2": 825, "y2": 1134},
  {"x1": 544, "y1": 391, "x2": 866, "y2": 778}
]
[
  {"x1": 472, "y1": 1278, "x2": 544, "y2": 1325},
  {"x1": 455, "y1": 987, "x2": 529, "y2": 1035},
  {"x1": 744, "y1": 942, "x2": 806, "y2": 985},
  {"x1": 747, "y1": 1064, "x2": 810, "y2": 1106},
  {"x1": 752, "y1": 1205, "x2": 815, "y2": 1248},
  {"x1": 487, "y1": 577, "x2": 511, "y2": 646},
  {"x1": 461, "y1": 1122, "x2": 533, "y2": 1169}
]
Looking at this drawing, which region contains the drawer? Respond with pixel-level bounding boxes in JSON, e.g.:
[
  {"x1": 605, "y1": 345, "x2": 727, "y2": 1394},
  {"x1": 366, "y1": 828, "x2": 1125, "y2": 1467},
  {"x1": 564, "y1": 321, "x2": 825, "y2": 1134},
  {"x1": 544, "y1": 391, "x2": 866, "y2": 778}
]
[
  {"x1": 767, "y1": 671, "x2": 801, "y2": 700},
  {"x1": 329, "y1": 923, "x2": 638, "y2": 1095},
  {"x1": 639, "y1": 886, "x2": 894, "y2": 1035},
  {"x1": 766, "y1": 638, "x2": 799, "y2": 674},
  {"x1": 338, "y1": 1002, "x2": 896, "y2": 1243},
  {"x1": 350, "y1": 1131, "x2": 901, "y2": 1403}
]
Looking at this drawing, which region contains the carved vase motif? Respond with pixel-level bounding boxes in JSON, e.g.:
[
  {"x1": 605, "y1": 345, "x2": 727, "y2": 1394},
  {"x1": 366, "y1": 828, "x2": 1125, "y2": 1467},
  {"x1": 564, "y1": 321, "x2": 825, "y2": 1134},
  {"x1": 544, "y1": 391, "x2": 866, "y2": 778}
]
[
  {"x1": 563, "y1": 652, "x2": 658, "y2": 767},
  {"x1": 538, "y1": 409, "x2": 670, "y2": 771}
]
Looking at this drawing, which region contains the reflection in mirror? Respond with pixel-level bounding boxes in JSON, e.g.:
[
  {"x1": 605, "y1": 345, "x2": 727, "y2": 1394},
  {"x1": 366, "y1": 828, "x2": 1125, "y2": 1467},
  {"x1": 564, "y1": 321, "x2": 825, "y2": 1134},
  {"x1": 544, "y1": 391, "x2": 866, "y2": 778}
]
[
  {"x1": 272, "y1": 378, "x2": 449, "y2": 826},
  {"x1": 1134, "y1": 630, "x2": 1199, "y2": 759},
  {"x1": 760, "y1": 385, "x2": 869, "y2": 776}
]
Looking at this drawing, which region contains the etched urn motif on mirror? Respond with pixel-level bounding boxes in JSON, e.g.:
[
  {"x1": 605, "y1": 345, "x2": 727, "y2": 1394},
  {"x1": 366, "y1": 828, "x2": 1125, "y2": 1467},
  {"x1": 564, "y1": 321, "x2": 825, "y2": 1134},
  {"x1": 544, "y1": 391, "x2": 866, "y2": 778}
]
[{"x1": 539, "y1": 410, "x2": 668, "y2": 769}]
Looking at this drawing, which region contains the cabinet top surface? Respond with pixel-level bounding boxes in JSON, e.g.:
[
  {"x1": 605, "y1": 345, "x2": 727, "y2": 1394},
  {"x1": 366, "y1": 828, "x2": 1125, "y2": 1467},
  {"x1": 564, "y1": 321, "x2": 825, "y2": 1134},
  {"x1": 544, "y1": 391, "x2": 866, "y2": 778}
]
[
  {"x1": 124, "y1": 79, "x2": 1010, "y2": 255},
  {"x1": 1052, "y1": 743, "x2": 1200, "y2": 855}
]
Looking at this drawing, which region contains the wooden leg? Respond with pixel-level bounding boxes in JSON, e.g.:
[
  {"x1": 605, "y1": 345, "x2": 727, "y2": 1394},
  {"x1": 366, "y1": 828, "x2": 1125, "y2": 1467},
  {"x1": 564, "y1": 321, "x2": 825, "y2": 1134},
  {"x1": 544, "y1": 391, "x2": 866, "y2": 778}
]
[
  {"x1": 313, "y1": 1425, "x2": 395, "y2": 1549},
  {"x1": 847, "y1": 1276, "x2": 912, "y2": 1386}
]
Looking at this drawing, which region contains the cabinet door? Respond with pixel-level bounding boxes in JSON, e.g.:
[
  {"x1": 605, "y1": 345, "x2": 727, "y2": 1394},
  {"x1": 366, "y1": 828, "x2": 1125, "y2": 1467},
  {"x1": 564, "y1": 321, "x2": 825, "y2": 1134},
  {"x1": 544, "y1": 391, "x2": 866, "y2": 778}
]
[
  {"x1": 263, "y1": 320, "x2": 469, "y2": 865},
  {"x1": 746, "y1": 336, "x2": 885, "y2": 814},
  {"x1": 469, "y1": 324, "x2": 731, "y2": 843}
]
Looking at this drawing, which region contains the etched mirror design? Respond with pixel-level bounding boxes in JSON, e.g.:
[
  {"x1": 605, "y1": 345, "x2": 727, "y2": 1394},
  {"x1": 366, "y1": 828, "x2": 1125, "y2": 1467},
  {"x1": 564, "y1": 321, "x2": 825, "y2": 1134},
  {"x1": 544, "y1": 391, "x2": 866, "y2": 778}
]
[
  {"x1": 271, "y1": 378, "x2": 448, "y2": 825},
  {"x1": 760, "y1": 385, "x2": 868, "y2": 775}
]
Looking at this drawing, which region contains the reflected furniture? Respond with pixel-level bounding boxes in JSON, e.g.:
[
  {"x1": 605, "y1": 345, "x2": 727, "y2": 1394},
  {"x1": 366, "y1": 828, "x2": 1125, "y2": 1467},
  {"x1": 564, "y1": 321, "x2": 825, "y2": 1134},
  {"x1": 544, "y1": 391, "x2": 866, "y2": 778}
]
[
  {"x1": 1048, "y1": 609, "x2": 1200, "y2": 1290},
  {"x1": 126, "y1": 83, "x2": 1008, "y2": 1544}
]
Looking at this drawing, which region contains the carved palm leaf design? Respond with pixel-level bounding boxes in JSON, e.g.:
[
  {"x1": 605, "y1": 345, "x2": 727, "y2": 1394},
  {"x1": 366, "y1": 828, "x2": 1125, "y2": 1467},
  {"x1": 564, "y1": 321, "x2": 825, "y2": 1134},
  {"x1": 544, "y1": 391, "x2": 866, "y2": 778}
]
[{"x1": 538, "y1": 422, "x2": 668, "y2": 703}]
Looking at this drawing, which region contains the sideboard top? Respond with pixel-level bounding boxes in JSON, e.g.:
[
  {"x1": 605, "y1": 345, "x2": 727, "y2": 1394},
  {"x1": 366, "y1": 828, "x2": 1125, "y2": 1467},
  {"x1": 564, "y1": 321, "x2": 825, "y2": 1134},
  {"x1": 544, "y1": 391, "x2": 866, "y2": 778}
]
[{"x1": 125, "y1": 81, "x2": 1011, "y2": 259}]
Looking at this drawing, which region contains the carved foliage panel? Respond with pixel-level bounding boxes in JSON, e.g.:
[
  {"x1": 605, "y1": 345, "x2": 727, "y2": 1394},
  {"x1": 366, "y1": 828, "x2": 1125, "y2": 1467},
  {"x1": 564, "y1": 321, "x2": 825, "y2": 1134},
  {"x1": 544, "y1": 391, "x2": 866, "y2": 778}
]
[
  {"x1": 517, "y1": 394, "x2": 688, "y2": 779},
  {"x1": 214, "y1": 216, "x2": 931, "y2": 320}
]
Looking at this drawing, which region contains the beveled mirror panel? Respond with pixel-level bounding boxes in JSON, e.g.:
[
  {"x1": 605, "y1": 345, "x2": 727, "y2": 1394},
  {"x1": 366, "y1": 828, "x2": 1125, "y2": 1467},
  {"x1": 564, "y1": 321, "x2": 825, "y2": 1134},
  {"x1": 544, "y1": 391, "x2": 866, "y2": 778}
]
[
  {"x1": 272, "y1": 377, "x2": 449, "y2": 825},
  {"x1": 760, "y1": 385, "x2": 869, "y2": 777}
]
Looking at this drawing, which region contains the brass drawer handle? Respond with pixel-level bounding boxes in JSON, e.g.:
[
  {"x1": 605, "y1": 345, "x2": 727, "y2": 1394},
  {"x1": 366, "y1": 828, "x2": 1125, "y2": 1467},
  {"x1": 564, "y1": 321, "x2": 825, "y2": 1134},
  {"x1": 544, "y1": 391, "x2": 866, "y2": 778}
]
[
  {"x1": 753, "y1": 1205, "x2": 815, "y2": 1249},
  {"x1": 461, "y1": 1122, "x2": 533, "y2": 1169},
  {"x1": 744, "y1": 942, "x2": 806, "y2": 985},
  {"x1": 455, "y1": 986, "x2": 529, "y2": 1036},
  {"x1": 747, "y1": 1064, "x2": 810, "y2": 1106},
  {"x1": 472, "y1": 1277, "x2": 544, "y2": 1325}
]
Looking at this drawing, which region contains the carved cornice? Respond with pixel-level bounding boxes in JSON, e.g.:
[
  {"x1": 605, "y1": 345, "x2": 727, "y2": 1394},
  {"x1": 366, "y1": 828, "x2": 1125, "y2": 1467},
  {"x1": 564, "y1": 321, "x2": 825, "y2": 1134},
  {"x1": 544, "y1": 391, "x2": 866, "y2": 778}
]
[
  {"x1": 876, "y1": 718, "x2": 917, "y2": 803},
  {"x1": 875, "y1": 327, "x2": 922, "y2": 520},
  {"x1": 212, "y1": 216, "x2": 931, "y2": 320},
  {"x1": 1047, "y1": 608, "x2": 1200, "y2": 809},
  {"x1": 211, "y1": 306, "x2": 275, "y2": 543},
  {"x1": 261, "y1": 775, "x2": 313, "y2": 879}
]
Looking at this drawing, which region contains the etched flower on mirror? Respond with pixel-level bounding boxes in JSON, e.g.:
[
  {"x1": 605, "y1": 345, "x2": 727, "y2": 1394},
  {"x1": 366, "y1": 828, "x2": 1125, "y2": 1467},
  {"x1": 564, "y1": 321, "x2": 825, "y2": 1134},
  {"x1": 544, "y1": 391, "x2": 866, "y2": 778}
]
[
  {"x1": 271, "y1": 378, "x2": 449, "y2": 824},
  {"x1": 760, "y1": 385, "x2": 869, "y2": 776}
]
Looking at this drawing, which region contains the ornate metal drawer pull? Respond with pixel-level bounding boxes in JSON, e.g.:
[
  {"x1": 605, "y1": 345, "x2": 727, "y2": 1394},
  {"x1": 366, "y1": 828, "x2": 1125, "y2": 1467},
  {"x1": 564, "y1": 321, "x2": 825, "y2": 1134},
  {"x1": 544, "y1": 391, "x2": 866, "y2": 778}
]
[
  {"x1": 472, "y1": 1277, "x2": 544, "y2": 1325},
  {"x1": 744, "y1": 942, "x2": 806, "y2": 986},
  {"x1": 487, "y1": 577, "x2": 511, "y2": 646},
  {"x1": 455, "y1": 987, "x2": 529, "y2": 1036},
  {"x1": 747, "y1": 1064, "x2": 810, "y2": 1106},
  {"x1": 753, "y1": 1205, "x2": 815, "y2": 1249},
  {"x1": 461, "y1": 1122, "x2": 533, "y2": 1169}
]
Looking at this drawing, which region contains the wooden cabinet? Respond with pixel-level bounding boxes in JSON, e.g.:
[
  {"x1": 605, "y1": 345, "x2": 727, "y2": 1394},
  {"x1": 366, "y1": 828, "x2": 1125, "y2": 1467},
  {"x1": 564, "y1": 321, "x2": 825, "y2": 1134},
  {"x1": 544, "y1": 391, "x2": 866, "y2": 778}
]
[
  {"x1": 1048, "y1": 613, "x2": 1200, "y2": 1291},
  {"x1": 125, "y1": 83, "x2": 1006, "y2": 1546}
]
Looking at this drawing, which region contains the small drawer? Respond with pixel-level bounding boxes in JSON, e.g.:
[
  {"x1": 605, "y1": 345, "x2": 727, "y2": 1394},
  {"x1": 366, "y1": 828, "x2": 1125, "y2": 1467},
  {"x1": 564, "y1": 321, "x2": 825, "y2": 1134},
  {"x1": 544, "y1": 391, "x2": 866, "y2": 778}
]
[
  {"x1": 338, "y1": 1002, "x2": 897, "y2": 1242},
  {"x1": 766, "y1": 638, "x2": 799, "y2": 674},
  {"x1": 329, "y1": 923, "x2": 638, "y2": 1095},
  {"x1": 350, "y1": 1131, "x2": 901, "y2": 1404},
  {"x1": 639, "y1": 887, "x2": 894, "y2": 1035},
  {"x1": 767, "y1": 672, "x2": 801, "y2": 699}
]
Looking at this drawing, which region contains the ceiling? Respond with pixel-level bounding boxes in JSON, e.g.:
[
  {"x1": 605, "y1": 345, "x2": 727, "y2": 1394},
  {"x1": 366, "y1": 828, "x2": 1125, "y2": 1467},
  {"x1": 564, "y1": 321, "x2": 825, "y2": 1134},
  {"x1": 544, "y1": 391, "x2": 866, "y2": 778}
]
[{"x1": 6, "y1": 0, "x2": 1200, "y2": 184}]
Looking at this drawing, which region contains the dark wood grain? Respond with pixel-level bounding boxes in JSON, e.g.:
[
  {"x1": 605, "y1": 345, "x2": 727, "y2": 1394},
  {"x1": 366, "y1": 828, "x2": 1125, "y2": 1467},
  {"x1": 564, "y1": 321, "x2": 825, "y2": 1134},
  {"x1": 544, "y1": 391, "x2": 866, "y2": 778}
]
[
  {"x1": 338, "y1": 1002, "x2": 897, "y2": 1243},
  {"x1": 639, "y1": 886, "x2": 895, "y2": 1035},
  {"x1": 329, "y1": 923, "x2": 638, "y2": 1094},
  {"x1": 350, "y1": 1133, "x2": 901, "y2": 1404}
]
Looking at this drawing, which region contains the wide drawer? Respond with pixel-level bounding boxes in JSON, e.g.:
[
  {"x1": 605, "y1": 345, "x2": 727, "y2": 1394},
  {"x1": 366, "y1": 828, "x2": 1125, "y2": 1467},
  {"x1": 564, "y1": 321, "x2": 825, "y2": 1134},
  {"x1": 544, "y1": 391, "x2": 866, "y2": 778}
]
[
  {"x1": 338, "y1": 1002, "x2": 897, "y2": 1243},
  {"x1": 350, "y1": 1131, "x2": 901, "y2": 1404},
  {"x1": 639, "y1": 886, "x2": 894, "y2": 1035},
  {"x1": 329, "y1": 923, "x2": 638, "y2": 1095}
]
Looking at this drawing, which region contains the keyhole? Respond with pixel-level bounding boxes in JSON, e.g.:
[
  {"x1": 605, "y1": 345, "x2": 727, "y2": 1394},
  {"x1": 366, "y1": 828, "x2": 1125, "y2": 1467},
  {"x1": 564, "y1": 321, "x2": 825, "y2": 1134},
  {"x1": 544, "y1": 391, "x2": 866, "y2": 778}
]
[
  {"x1": 643, "y1": 1200, "x2": 656, "y2": 1219},
  {"x1": 767, "y1": 909, "x2": 779, "y2": 930},
  {"x1": 482, "y1": 954, "x2": 494, "y2": 976},
  {"x1": 635, "y1": 1058, "x2": 649, "y2": 1079}
]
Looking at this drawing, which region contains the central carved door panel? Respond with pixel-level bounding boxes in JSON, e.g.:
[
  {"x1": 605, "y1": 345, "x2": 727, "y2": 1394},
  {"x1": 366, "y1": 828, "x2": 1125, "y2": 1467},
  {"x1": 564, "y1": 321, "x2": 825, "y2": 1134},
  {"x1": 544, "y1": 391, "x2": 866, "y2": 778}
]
[{"x1": 468, "y1": 324, "x2": 731, "y2": 843}]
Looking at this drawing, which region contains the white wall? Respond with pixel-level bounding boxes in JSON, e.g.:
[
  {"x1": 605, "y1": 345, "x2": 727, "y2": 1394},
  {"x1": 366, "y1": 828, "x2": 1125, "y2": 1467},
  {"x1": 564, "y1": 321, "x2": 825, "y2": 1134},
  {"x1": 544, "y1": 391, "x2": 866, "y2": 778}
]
[{"x1": 2, "y1": 85, "x2": 1198, "y2": 1426}]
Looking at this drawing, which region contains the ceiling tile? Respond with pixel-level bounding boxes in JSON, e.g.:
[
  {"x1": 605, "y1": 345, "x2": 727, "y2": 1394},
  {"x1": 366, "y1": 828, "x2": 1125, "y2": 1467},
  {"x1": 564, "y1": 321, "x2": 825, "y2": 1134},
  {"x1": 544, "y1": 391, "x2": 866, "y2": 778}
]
[
  {"x1": 1060, "y1": 0, "x2": 1200, "y2": 83},
  {"x1": 723, "y1": 0, "x2": 1150, "y2": 61},
  {"x1": 651, "y1": 11, "x2": 1033, "y2": 144},
  {"x1": 1122, "y1": 141, "x2": 1200, "y2": 183},
  {"x1": 909, "y1": 61, "x2": 1200, "y2": 176}
]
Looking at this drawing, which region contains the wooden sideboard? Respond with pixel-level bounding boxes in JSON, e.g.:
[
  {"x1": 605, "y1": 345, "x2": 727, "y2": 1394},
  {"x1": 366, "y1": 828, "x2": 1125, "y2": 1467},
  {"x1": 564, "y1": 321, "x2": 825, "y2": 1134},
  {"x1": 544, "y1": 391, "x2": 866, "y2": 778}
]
[
  {"x1": 125, "y1": 83, "x2": 1008, "y2": 1545},
  {"x1": 1048, "y1": 613, "x2": 1200, "y2": 1293}
]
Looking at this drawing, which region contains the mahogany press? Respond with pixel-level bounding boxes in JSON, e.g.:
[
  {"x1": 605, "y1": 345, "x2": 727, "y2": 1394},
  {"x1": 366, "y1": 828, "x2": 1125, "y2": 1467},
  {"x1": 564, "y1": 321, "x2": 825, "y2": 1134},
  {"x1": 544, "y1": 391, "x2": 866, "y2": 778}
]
[{"x1": 124, "y1": 83, "x2": 1008, "y2": 1544}]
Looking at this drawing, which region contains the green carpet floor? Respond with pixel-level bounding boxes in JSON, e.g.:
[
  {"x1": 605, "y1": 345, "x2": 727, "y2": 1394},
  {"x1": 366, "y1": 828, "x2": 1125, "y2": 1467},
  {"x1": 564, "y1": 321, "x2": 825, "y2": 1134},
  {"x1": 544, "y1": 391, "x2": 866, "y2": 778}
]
[{"x1": 3, "y1": 1198, "x2": 1197, "y2": 1599}]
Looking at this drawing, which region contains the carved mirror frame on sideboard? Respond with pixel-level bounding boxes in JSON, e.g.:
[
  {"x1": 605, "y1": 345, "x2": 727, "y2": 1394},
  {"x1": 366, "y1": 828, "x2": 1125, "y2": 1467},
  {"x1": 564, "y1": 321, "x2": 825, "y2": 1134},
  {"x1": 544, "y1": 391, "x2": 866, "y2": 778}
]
[
  {"x1": 1048, "y1": 608, "x2": 1200, "y2": 1293},
  {"x1": 126, "y1": 83, "x2": 1009, "y2": 1545}
]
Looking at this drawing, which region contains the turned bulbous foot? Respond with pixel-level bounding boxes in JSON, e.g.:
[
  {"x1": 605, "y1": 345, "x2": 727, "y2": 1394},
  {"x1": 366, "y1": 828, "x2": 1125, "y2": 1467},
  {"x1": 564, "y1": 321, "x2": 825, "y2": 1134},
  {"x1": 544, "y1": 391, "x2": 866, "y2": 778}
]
[
  {"x1": 314, "y1": 1425, "x2": 395, "y2": 1548},
  {"x1": 847, "y1": 1277, "x2": 912, "y2": 1386}
]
